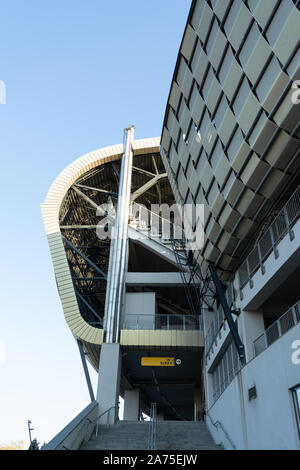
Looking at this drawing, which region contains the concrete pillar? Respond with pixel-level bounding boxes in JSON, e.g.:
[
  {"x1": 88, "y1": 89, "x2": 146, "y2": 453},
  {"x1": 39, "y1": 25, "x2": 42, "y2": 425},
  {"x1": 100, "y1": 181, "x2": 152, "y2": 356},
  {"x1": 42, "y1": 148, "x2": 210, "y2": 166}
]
[
  {"x1": 194, "y1": 388, "x2": 203, "y2": 421},
  {"x1": 238, "y1": 309, "x2": 265, "y2": 361},
  {"x1": 123, "y1": 389, "x2": 140, "y2": 421},
  {"x1": 96, "y1": 343, "x2": 122, "y2": 424}
]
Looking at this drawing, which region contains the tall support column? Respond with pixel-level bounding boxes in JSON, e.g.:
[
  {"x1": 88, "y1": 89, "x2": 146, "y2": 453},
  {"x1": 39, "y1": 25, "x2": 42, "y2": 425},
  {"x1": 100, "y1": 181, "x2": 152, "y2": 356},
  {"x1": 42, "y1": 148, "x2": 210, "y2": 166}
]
[
  {"x1": 104, "y1": 125, "x2": 135, "y2": 343},
  {"x1": 123, "y1": 389, "x2": 140, "y2": 421},
  {"x1": 97, "y1": 126, "x2": 134, "y2": 425},
  {"x1": 97, "y1": 343, "x2": 122, "y2": 424},
  {"x1": 238, "y1": 309, "x2": 265, "y2": 361}
]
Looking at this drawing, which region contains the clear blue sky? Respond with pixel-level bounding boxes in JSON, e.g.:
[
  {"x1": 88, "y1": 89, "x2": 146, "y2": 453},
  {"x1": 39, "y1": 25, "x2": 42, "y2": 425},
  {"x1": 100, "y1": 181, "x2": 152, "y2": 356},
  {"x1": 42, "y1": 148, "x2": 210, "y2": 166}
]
[{"x1": 0, "y1": 0, "x2": 191, "y2": 447}]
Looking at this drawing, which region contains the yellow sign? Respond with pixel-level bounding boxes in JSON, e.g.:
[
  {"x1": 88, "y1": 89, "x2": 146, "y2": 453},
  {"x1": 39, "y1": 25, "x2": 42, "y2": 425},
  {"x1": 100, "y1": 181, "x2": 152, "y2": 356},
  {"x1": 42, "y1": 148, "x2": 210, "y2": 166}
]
[{"x1": 141, "y1": 357, "x2": 175, "y2": 367}]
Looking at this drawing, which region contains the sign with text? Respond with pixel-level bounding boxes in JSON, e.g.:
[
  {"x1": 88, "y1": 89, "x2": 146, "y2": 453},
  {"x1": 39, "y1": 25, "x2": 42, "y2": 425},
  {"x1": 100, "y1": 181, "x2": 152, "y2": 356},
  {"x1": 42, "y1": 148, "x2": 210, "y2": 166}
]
[{"x1": 141, "y1": 357, "x2": 175, "y2": 367}]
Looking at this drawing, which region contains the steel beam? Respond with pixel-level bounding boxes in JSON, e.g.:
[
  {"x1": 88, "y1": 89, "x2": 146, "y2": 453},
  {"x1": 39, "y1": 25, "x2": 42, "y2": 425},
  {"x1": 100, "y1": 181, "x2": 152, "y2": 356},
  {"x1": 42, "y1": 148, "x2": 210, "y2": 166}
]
[
  {"x1": 132, "y1": 380, "x2": 195, "y2": 387},
  {"x1": 152, "y1": 155, "x2": 159, "y2": 175},
  {"x1": 72, "y1": 277, "x2": 105, "y2": 280},
  {"x1": 72, "y1": 186, "x2": 114, "y2": 222},
  {"x1": 74, "y1": 183, "x2": 118, "y2": 197},
  {"x1": 132, "y1": 166, "x2": 156, "y2": 178},
  {"x1": 60, "y1": 225, "x2": 98, "y2": 230},
  {"x1": 208, "y1": 262, "x2": 246, "y2": 365},
  {"x1": 104, "y1": 126, "x2": 135, "y2": 343},
  {"x1": 77, "y1": 339, "x2": 95, "y2": 402},
  {"x1": 130, "y1": 173, "x2": 167, "y2": 202},
  {"x1": 75, "y1": 289, "x2": 103, "y2": 326},
  {"x1": 63, "y1": 236, "x2": 107, "y2": 279},
  {"x1": 111, "y1": 162, "x2": 120, "y2": 179}
]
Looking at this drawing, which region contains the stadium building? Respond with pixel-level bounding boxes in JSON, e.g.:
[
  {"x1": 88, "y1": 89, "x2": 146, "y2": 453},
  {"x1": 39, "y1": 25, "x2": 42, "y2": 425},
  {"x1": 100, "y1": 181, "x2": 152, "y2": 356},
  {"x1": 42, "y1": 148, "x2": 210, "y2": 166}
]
[{"x1": 42, "y1": 0, "x2": 300, "y2": 450}]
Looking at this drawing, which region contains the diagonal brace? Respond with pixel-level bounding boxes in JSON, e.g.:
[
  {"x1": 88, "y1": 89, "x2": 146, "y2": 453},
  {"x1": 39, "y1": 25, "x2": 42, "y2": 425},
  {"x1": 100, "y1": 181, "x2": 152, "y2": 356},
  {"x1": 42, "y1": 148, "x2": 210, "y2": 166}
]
[
  {"x1": 77, "y1": 339, "x2": 95, "y2": 402},
  {"x1": 63, "y1": 236, "x2": 107, "y2": 280},
  {"x1": 130, "y1": 173, "x2": 167, "y2": 202},
  {"x1": 208, "y1": 262, "x2": 246, "y2": 365}
]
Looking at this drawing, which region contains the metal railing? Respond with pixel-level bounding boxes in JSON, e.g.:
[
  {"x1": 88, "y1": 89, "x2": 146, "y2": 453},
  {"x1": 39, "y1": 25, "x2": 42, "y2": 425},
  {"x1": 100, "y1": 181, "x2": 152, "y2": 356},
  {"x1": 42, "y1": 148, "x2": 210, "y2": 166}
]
[
  {"x1": 94, "y1": 403, "x2": 120, "y2": 435},
  {"x1": 253, "y1": 300, "x2": 300, "y2": 357},
  {"x1": 205, "y1": 408, "x2": 236, "y2": 450},
  {"x1": 123, "y1": 314, "x2": 202, "y2": 331},
  {"x1": 237, "y1": 185, "x2": 300, "y2": 289},
  {"x1": 42, "y1": 401, "x2": 98, "y2": 450},
  {"x1": 129, "y1": 203, "x2": 183, "y2": 242},
  {"x1": 148, "y1": 402, "x2": 157, "y2": 450}
]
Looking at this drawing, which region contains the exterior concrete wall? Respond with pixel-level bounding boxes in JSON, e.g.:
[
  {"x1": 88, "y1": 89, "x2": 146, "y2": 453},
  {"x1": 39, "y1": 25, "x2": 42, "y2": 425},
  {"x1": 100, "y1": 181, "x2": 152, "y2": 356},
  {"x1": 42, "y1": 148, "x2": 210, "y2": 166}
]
[
  {"x1": 239, "y1": 309, "x2": 265, "y2": 362},
  {"x1": 206, "y1": 220, "x2": 300, "y2": 371},
  {"x1": 206, "y1": 375, "x2": 245, "y2": 450},
  {"x1": 96, "y1": 343, "x2": 122, "y2": 424},
  {"x1": 205, "y1": 220, "x2": 300, "y2": 448},
  {"x1": 241, "y1": 324, "x2": 300, "y2": 450},
  {"x1": 238, "y1": 218, "x2": 300, "y2": 311},
  {"x1": 43, "y1": 401, "x2": 99, "y2": 450},
  {"x1": 207, "y1": 323, "x2": 300, "y2": 449}
]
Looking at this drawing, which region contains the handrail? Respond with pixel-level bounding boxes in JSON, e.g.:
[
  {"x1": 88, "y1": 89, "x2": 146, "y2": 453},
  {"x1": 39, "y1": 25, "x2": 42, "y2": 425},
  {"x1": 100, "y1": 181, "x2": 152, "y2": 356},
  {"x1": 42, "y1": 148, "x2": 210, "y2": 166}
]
[
  {"x1": 123, "y1": 313, "x2": 202, "y2": 331},
  {"x1": 42, "y1": 400, "x2": 98, "y2": 450},
  {"x1": 70, "y1": 403, "x2": 120, "y2": 449},
  {"x1": 148, "y1": 402, "x2": 157, "y2": 450},
  {"x1": 129, "y1": 202, "x2": 182, "y2": 234},
  {"x1": 253, "y1": 299, "x2": 300, "y2": 357},
  {"x1": 94, "y1": 403, "x2": 120, "y2": 437},
  {"x1": 205, "y1": 408, "x2": 236, "y2": 450}
]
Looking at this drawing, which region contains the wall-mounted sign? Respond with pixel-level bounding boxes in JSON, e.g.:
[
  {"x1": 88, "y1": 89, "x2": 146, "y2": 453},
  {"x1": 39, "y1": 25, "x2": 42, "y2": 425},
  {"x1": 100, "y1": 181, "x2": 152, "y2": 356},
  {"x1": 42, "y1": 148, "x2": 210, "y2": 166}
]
[{"x1": 141, "y1": 357, "x2": 175, "y2": 367}]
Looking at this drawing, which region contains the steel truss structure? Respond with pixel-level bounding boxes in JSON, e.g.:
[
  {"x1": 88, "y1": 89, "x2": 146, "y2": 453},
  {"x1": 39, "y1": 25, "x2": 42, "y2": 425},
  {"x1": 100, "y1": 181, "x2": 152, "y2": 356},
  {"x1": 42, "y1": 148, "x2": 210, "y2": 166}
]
[
  {"x1": 58, "y1": 130, "x2": 245, "y2": 365},
  {"x1": 58, "y1": 145, "x2": 175, "y2": 334}
]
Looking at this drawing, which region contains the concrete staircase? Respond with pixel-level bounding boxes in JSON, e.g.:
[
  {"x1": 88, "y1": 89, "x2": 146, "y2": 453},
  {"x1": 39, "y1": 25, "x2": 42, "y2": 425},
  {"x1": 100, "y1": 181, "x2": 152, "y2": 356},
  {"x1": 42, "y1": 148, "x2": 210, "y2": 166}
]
[{"x1": 80, "y1": 420, "x2": 221, "y2": 450}]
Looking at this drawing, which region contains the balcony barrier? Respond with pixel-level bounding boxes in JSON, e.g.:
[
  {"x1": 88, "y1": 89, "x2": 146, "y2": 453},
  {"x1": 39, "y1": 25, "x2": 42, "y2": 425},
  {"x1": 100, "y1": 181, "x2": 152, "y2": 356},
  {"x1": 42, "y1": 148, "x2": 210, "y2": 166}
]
[
  {"x1": 122, "y1": 313, "x2": 202, "y2": 331},
  {"x1": 253, "y1": 300, "x2": 300, "y2": 357},
  {"x1": 237, "y1": 185, "x2": 300, "y2": 290}
]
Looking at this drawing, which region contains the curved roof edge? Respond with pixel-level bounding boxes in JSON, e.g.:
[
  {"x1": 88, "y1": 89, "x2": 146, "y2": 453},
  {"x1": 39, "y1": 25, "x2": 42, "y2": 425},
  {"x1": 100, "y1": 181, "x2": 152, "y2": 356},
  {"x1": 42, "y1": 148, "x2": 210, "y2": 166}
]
[{"x1": 41, "y1": 137, "x2": 160, "y2": 346}]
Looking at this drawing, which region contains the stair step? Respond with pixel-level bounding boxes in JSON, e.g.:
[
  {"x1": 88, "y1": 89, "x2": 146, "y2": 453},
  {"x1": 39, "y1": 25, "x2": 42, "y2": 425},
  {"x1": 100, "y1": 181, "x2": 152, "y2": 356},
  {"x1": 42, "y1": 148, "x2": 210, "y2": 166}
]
[{"x1": 80, "y1": 420, "x2": 220, "y2": 450}]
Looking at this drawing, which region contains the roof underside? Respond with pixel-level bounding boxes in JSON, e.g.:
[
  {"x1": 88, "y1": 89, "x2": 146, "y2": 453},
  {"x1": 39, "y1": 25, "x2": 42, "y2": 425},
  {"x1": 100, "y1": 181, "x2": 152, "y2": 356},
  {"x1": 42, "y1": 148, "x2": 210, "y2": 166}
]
[{"x1": 59, "y1": 151, "x2": 175, "y2": 330}]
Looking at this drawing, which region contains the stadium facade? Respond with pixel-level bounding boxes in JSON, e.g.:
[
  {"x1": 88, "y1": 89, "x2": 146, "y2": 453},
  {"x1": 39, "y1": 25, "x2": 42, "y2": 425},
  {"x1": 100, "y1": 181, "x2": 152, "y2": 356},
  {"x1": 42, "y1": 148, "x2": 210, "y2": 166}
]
[{"x1": 42, "y1": 0, "x2": 300, "y2": 450}]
